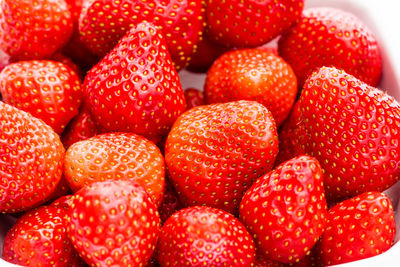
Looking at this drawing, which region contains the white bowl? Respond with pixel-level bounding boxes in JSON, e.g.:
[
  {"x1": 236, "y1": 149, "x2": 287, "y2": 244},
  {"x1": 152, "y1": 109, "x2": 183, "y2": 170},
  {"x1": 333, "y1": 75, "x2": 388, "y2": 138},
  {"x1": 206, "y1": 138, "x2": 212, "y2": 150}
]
[{"x1": 1, "y1": 0, "x2": 399, "y2": 266}]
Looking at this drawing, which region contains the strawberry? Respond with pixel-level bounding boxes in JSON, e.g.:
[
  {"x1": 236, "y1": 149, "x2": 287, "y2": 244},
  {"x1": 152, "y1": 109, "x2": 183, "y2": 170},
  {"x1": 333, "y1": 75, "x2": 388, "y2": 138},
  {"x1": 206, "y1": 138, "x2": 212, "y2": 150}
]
[
  {"x1": 83, "y1": 21, "x2": 186, "y2": 139},
  {"x1": 186, "y1": 34, "x2": 229, "y2": 73},
  {"x1": 317, "y1": 191, "x2": 395, "y2": 265},
  {"x1": 205, "y1": 48, "x2": 297, "y2": 126},
  {"x1": 279, "y1": 7, "x2": 382, "y2": 88},
  {"x1": 0, "y1": 48, "x2": 10, "y2": 71},
  {"x1": 298, "y1": 66, "x2": 400, "y2": 201},
  {"x1": 165, "y1": 100, "x2": 279, "y2": 213},
  {"x1": 61, "y1": 106, "x2": 98, "y2": 148},
  {"x1": 184, "y1": 88, "x2": 205, "y2": 110},
  {"x1": 79, "y1": 0, "x2": 205, "y2": 70},
  {"x1": 156, "y1": 206, "x2": 256, "y2": 266},
  {"x1": 45, "y1": 176, "x2": 72, "y2": 204},
  {"x1": 158, "y1": 173, "x2": 183, "y2": 224},
  {"x1": 2, "y1": 204, "x2": 83, "y2": 267},
  {"x1": 0, "y1": 0, "x2": 73, "y2": 60},
  {"x1": 0, "y1": 102, "x2": 65, "y2": 213},
  {"x1": 67, "y1": 180, "x2": 160, "y2": 266},
  {"x1": 275, "y1": 101, "x2": 304, "y2": 166},
  {"x1": 64, "y1": 132, "x2": 165, "y2": 206},
  {"x1": 206, "y1": 0, "x2": 304, "y2": 47},
  {"x1": 239, "y1": 155, "x2": 327, "y2": 263},
  {"x1": 0, "y1": 60, "x2": 83, "y2": 134}
]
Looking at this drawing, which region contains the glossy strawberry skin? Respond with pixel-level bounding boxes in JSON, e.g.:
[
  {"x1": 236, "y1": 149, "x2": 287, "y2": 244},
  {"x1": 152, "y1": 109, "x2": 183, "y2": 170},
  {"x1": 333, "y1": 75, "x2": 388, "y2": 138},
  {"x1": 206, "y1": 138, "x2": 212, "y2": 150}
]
[
  {"x1": 83, "y1": 21, "x2": 186, "y2": 139},
  {"x1": 184, "y1": 88, "x2": 205, "y2": 110},
  {"x1": 61, "y1": 106, "x2": 98, "y2": 148},
  {"x1": 206, "y1": 0, "x2": 304, "y2": 47},
  {"x1": 157, "y1": 206, "x2": 256, "y2": 266},
  {"x1": 64, "y1": 132, "x2": 165, "y2": 206},
  {"x1": 67, "y1": 180, "x2": 160, "y2": 266},
  {"x1": 79, "y1": 0, "x2": 205, "y2": 70},
  {"x1": 279, "y1": 7, "x2": 382, "y2": 88},
  {"x1": 298, "y1": 67, "x2": 400, "y2": 201},
  {"x1": 205, "y1": 49, "x2": 297, "y2": 126},
  {"x1": 165, "y1": 100, "x2": 279, "y2": 213},
  {"x1": 3, "y1": 205, "x2": 83, "y2": 267},
  {"x1": 0, "y1": 0, "x2": 73, "y2": 60},
  {"x1": 317, "y1": 191, "x2": 395, "y2": 266},
  {"x1": 0, "y1": 102, "x2": 65, "y2": 213},
  {"x1": 239, "y1": 155, "x2": 327, "y2": 264},
  {"x1": 0, "y1": 60, "x2": 83, "y2": 134}
]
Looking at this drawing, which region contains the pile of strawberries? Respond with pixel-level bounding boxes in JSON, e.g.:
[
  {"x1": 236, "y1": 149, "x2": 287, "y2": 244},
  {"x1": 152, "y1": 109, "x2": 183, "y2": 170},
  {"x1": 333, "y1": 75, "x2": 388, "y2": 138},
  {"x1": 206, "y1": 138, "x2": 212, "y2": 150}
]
[{"x1": 0, "y1": 0, "x2": 399, "y2": 266}]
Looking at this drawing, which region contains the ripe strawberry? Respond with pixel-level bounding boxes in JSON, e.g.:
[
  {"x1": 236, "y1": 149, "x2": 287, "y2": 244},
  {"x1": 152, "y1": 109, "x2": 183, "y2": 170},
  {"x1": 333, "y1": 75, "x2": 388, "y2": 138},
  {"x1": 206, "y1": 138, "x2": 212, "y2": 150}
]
[
  {"x1": 279, "y1": 7, "x2": 382, "y2": 88},
  {"x1": 158, "y1": 174, "x2": 183, "y2": 223},
  {"x1": 0, "y1": 48, "x2": 10, "y2": 71},
  {"x1": 0, "y1": 0, "x2": 73, "y2": 60},
  {"x1": 79, "y1": 0, "x2": 205, "y2": 70},
  {"x1": 0, "y1": 60, "x2": 83, "y2": 134},
  {"x1": 61, "y1": 106, "x2": 98, "y2": 148},
  {"x1": 275, "y1": 101, "x2": 304, "y2": 166},
  {"x1": 206, "y1": 0, "x2": 304, "y2": 47},
  {"x1": 298, "y1": 67, "x2": 400, "y2": 201},
  {"x1": 239, "y1": 155, "x2": 327, "y2": 263},
  {"x1": 186, "y1": 34, "x2": 229, "y2": 73},
  {"x1": 317, "y1": 191, "x2": 395, "y2": 265},
  {"x1": 2, "y1": 204, "x2": 83, "y2": 267},
  {"x1": 83, "y1": 21, "x2": 186, "y2": 139},
  {"x1": 156, "y1": 206, "x2": 256, "y2": 266},
  {"x1": 67, "y1": 180, "x2": 160, "y2": 266},
  {"x1": 0, "y1": 102, "x2": 64, "y2": 213},
  {"x1": 165, "y1": 100, "x2": 279, "y2": 213},
  {"x1": 205, "y1": 49, "x2": 297, "y2": 126},
  {"x1": 184, "y1": 88, "x2": 205, "y2": 110},
  {"x1": 64, "y1": 132, "x2": 165, "y2": 206}
]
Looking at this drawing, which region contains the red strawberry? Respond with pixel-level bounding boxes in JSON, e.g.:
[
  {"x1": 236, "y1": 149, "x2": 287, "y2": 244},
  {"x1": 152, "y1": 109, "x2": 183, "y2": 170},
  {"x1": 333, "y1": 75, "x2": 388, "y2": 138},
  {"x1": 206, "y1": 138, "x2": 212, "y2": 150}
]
[
  {"x1": 64, "y1": 132, "x2": 165, "y2": 206},
  {"x1": 186, "y1": 34, "x2": 229, "y2": 73},
  {"x1": 205, "y1": 48, "x2": 297, "y2": 126},
  {"x1": 61, "y1": 106, "x2": 98, "y2": 148},
  {"x1": 79, "y1": 0, "x2": 205, "y2": 70},
  {"x1": 298, "y1": 66, "x2": 400, "y2": 201},
  {"x1": 165, "y1": 100, "x2": 279, "y2": 213},
  {"x1": 67, "y1": 180, "x2": 160, "y2": 266},
  {"x1": 0, "y1": 0, "x2": 73, "y2": 60},
  {"x1": 158, "y1": 174, "x2": 183, "y2": 223},
  {"x1": 275, "y1": 101, "x2": 304, "y2": 166},
  {"x1": 184, "y1": 88, "x2": 205, "y2": 110},
  {"x1": 239, "y1": 155, "x2": 327, "y2": 263},
  {"x1": 156, "y1": 206, "x2": 256, "y2": 266},
  {"x1": 317, "y1": 191, "x2": 395, "y2": 265},
  {"x1": 83, "y1": 21, "x2": 186, "y2": 139},
  {"x1": 279, "y1": 7, "x2": 382, "y2": 88},
  {"x1": 0, "y1": 102, "x2": 65, "y2": 213},
  {"x1": 0, "y1": 60, "x2": 83, "y2": 134},
  {"x1": 2, "y1": 204, "x2": 83, "y2": 267},
  {"x1": 206, "y1": 0, "x2": 304, "y2": 47}
]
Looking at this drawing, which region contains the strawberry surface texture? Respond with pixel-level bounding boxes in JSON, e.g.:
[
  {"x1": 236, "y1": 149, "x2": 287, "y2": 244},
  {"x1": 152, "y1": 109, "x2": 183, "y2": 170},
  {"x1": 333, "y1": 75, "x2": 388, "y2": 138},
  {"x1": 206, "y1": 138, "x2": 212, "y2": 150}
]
[{"x1": 0, "y1": 0, "x2": 399, "y2": 266}]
